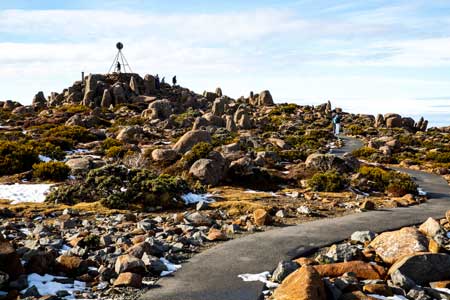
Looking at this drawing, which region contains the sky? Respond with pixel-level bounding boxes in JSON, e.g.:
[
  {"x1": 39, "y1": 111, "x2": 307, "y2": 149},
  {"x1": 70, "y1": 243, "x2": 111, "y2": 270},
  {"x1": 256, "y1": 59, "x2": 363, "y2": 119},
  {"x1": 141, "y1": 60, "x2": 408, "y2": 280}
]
[{"x1": 1, "y1": 0, "x2": 450, "y2": 125}]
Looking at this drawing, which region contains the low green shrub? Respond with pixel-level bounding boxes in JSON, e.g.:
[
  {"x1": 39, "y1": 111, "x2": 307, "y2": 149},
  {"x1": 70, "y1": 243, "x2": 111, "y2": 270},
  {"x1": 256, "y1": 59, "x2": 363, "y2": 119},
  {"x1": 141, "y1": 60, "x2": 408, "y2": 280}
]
[
  {"x1": 387, "y1": 173, "x2": 418, "y2": 197},
  {"x1": 101, "y1": 138, "x2": 123, "y2": 151},
  {"x1": 105, "y1": 146, "x2": 129, "y2": 159},
  {"x1": 46, "y1": 165, "x2": 191, "y2": 210},
  {"x1": 0, "y1": 141, "x2": 39, "y2": 175},
  {"x1": 269, "y1": 103, "x2": 299, "y2": 116},
  {"x1": 346, "y1": 124, "x2": 365, "y2": 136},
  {"x1": 42, "y1": 125, "x2": 96, "y2": 150},
  {"x1": 308, "y1": 171, "x2": 346, "y2": 192},
  {"x1": 32, "y1": 161, "x2": 70, "y2": 181},
  {"x1": 357, "y1": 166, "x2": 417, "y2": 196},
  {"x1": 352, "y1": 147, "x2": 378, "y2": 159},
  {"x1": 183, "y1": 142, "x2": 213, "y2": 165},
  {"x1": 426, "y1": 151, "x2": 450, "y2": 163},
  {"x1": 28, "y1": 141, "x2": 66, "y2": 160}
]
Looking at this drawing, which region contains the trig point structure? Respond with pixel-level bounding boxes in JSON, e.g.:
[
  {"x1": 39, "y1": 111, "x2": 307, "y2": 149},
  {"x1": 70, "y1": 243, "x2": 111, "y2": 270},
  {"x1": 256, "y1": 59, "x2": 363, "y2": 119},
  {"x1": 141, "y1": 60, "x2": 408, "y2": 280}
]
[{"x1": 108, "y1": 42, "x2": 132, "y2": 73}]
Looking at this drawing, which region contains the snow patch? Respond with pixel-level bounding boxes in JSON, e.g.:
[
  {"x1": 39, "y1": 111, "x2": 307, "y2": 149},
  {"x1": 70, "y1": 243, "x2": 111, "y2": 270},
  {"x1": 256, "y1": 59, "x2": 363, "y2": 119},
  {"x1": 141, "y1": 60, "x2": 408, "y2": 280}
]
[
  {"x1": 417, "y1": 187, "x2": 427, "y2": 196},
  {"x1": 0, "y1": 184, "x2": 53, "y2": 204},
  {"x1": 38, "y1": 155, "x2": 53, "y2": 162},
  {"x1": 181, "y1": 193, "x2": 214, "y2": 205},
  {"x1": 65, "y1": 149, "x2": 89, "y2": 155},
  {"x1": 238, "y1": 271, "x2": 279, "y2": 289},
  {"x1": 368, "y1": 294, "x2": 408, "y2": 300},
  {"x1": 22, "y1": 273, "x2": 86, "y2": 299},
  {"x1": 160, "y1": 258, "x2": 182, "y2": 277}
]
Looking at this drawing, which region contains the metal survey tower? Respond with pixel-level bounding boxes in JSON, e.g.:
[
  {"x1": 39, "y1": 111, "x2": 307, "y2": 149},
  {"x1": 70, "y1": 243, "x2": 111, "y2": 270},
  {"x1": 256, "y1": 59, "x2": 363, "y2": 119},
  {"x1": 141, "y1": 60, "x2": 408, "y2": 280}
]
[{"x1": 108, "y1": 42, "x2": 132, "y2": 73}]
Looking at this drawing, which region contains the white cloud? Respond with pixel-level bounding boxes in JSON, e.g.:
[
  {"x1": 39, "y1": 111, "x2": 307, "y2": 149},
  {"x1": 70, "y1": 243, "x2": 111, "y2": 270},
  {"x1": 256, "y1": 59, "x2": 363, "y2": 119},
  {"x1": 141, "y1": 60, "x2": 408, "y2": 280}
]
[{"x1": 1, "y1": 4, "x2": 450, "y2": 126}]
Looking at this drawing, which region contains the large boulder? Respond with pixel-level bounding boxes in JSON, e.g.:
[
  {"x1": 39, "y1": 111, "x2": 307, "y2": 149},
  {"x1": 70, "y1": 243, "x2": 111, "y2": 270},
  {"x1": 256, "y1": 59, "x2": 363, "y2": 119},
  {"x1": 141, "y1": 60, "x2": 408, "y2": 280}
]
[
  {"x1": 189, "y1": 152, "x2": 227, "y2": 186},
  {"x1": 172, "y1": 130, "x2": 212, "y2": 154},
  {"x1": 116, "y1": 125, "x2": 145, "y2": 144},
  {"x1": 257, "y1": 90, "x2": 274, "y2": 106},
  {"x1": 384, "y1": 113, "x2": 402, "y2": 128},
  {"x1": 32, "y1": 91, "x2": 47, "y2": 110},
  {"x1": 101, "y1": 89, "x2": 112, "y2": 108},
  {"x1": 151, "y1": 149, "x2": 179, "y2": 162},
  {"x1": 143, "y1": 74, "x2": 156, "y2": 95},
  {"x1": 142, "y1": 99, "x2": 172, "y2": 120},
  {"x1": 272, "y1": 266, "x2": 326, "y2": 300},
  {"x1": 111, "y1": 83, "x2": 127, "y2": 104},
  {"x1": 65, "y1": 157, "x2": 93, "y2": 175},
  {"x1": 212, "y1": 98, "x2": 225, "y2": 116},
  {"x1": 313, "y1": 261, "x2": 386, "y2": 279},
  {"x1": 305, "y1": 153, "x2": 359, "y2": 173},
  {"x1": 368, "y1": 227, "x2": 428, "y2": 264},
  {"x1": 375, "y1": 114, "x2": 384, "y2": 128},
  {"x1": 389, "y1": 253, "x2": 450, "y2": 285},
  {"x1": 82, "y1": 74, "x2": 102, "y2": 107}
]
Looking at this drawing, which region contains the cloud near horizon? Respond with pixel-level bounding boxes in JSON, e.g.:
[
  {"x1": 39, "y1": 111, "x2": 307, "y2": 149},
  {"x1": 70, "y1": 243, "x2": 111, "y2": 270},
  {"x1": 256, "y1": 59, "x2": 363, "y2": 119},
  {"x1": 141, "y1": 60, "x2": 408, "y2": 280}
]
[{"x1": 1, "y1": 1, "x2": 450, "y2": 125}]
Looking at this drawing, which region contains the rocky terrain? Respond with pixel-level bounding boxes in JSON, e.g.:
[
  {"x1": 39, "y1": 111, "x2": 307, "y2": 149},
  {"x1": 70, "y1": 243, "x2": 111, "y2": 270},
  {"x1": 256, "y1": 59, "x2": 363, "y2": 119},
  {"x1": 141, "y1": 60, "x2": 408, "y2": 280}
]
[
  {"x1": 260, "y1": 210, "x2": 450, "y2": 300},
  {"x1": 0, "y1": 72, "x2": 448, "y2": 299}
]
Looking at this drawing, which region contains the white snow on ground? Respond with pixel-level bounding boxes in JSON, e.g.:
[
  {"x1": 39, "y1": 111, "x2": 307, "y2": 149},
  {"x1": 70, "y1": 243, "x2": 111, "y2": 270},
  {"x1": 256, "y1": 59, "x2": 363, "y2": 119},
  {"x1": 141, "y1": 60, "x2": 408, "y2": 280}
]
[
  {"x1": 59, "y1": 244, "x2": 72, "y2": 255},
  {"x1": 65, "y1": 149, "x2": 89, "y2": 155},
  {"x1": 0, "y1": 184, "x2": 53, "y2": 204},
  {"x1": 181, "y1": 193, "x2": 214, "y2": 205},
  {"x1": 417, "y1": 187, "x2": 427, "y2": 196},
  {"x1": 368, "y1": 294, "x2": 408, "y2": 300},
  {"x1": 160, "y1": 258, "x2": 182, "y2": 277},
  {"x1": 436, "y1": 288, "x2": 450, "y2": 295},
  {"x1": 238, "y1": 271, "x2": 279, "y2": 289},
  {"x1": 38, "y1": 155, "x2": 52, "y2": 162},
  {"x1": 21, "y1": 273, "x2": 86, "y2": 299}
]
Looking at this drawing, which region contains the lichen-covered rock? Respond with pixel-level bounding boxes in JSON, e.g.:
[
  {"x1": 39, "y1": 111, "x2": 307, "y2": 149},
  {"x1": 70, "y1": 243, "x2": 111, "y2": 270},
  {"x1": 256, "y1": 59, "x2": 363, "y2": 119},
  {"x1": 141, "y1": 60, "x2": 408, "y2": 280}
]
[{"x1": 368, "y1": 227, "x2": 428, "y2": 264}]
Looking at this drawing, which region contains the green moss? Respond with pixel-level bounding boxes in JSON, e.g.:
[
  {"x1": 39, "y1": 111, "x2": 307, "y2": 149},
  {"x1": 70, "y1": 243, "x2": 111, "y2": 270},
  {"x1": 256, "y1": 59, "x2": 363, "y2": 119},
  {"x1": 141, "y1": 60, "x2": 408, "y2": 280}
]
[
  {"x1": 308, "y1": 171, "x2": 346, "y2": 192},
  {"x1": 32, "y1": 161, "x2": 70, "y2": 181},
  {"x1": 0, "y1": 141, "x2": 39, "y2": 176}
]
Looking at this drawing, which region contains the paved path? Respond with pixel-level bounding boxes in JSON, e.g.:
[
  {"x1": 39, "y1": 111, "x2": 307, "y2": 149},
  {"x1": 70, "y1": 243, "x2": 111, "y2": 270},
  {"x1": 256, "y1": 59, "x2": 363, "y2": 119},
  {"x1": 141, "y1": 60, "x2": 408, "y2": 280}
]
[{"x1": 142, "y1": 137, "x2": 450, "y2": 300}]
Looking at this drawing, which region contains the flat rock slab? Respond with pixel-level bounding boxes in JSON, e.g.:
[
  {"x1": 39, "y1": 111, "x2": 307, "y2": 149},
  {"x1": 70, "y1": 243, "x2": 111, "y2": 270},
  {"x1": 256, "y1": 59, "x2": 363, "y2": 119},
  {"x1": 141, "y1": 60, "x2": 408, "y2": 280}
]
[{"x1": 142, "y1": 137, "x2": 450, "y2": 300}]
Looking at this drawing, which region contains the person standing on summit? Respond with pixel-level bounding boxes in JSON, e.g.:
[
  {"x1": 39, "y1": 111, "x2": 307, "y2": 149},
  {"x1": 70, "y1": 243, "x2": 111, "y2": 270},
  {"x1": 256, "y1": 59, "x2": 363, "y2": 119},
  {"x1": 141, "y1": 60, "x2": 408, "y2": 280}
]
[
  {"x1": 332, "y1": 113, "x2": 341, "y2": 136},
  {"x1": 172, "y1": 76, "x2": 177, "y2": 86}
]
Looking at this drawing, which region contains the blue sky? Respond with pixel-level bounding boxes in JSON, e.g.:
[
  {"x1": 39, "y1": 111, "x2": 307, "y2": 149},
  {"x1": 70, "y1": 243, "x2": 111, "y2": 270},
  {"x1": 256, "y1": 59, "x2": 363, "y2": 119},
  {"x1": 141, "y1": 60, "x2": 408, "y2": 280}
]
[{"x1": 1, "y1": 0, "x2": 450, "y2": 124}]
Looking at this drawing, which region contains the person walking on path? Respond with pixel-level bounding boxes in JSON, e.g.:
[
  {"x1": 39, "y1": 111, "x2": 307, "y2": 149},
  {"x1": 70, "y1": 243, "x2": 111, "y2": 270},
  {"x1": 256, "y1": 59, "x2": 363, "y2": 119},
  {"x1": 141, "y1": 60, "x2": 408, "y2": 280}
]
[{"x1": 332, "y1": 113, "x2": 341, "y2": 136}]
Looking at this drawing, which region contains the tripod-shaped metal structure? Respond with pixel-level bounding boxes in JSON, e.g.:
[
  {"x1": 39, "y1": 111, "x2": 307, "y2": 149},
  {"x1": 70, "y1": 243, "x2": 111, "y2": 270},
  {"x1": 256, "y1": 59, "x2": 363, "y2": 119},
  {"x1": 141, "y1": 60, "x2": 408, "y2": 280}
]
[{"x1": 108, "y1": 42, "x2": 132, "y2": 73}]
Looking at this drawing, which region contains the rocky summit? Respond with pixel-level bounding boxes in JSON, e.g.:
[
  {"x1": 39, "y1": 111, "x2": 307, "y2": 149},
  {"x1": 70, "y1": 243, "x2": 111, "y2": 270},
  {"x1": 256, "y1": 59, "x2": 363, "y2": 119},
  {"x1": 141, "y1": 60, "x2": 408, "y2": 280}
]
[{"x1": 0, "y1": 72, "x2": 449, "y2": 300}]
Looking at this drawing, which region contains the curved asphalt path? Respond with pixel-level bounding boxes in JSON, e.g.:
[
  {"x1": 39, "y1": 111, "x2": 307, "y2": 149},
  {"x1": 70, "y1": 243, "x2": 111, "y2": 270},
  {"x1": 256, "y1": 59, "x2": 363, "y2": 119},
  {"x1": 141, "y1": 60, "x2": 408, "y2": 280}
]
[{"x1": 142, "y1": 136, "x2": 450, "y2": 300}]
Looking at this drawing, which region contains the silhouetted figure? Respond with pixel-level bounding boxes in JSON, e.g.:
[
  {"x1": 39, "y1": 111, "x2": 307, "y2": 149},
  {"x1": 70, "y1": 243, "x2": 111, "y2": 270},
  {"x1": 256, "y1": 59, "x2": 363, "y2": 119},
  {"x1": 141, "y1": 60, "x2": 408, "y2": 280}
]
[
  {"x1": 116, "y1": 61, "x2": 121, "y2": 73},
  {"x1": 161, "y1": 77, "x2": 165, "y2": 84},
  {"x1": 172, "y1": 76, "x2": 177, "y2": 86},
  {"x1": 155, "y1": 74, "x2": 160, "y2": 90}
]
